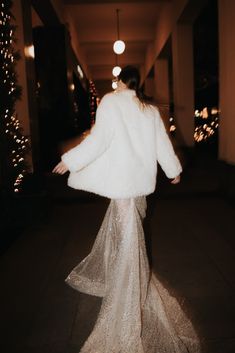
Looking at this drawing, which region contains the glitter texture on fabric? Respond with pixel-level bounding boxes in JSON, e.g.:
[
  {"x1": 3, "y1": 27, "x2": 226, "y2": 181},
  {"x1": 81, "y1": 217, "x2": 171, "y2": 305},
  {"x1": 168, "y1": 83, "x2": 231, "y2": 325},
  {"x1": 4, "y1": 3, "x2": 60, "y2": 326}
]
[{"x1": 65, "y1": 196, "x2": 201, "y2": 353}]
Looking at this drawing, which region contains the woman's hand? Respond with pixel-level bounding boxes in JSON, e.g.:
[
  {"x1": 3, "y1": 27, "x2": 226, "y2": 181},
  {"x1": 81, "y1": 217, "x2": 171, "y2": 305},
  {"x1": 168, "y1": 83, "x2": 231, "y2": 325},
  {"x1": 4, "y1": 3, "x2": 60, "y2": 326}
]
[
  {"x1": 170, "y1": 174, "x2": 181, "y2": 184},
  {"x1": 52, "y1": 161, "x2": 69, "y2": 175}
]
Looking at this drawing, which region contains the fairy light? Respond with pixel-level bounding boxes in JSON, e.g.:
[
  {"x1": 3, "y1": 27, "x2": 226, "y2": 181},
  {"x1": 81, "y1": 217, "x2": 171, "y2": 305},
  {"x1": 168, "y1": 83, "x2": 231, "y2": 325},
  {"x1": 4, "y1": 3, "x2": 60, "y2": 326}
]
[
  {"x1": 0, "y1": 0, "x2": 29, "y2": 192},
  {"x1": 169, "y1": 116, "x2": 177, "y2": 134},
  {"x1": 194, "y1": 107, "x2": 219, "y2": 142},
  {"x1": 89, "y1": 80, "x2": 99, "y2": 125}
]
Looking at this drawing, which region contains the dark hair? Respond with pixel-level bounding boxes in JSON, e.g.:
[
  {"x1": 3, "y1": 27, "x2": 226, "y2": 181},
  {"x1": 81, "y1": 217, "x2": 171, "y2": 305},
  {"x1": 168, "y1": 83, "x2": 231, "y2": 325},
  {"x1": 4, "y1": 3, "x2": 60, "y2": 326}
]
[{"x1": 118, "y1": 65, "x2": 153, "y2": 106}]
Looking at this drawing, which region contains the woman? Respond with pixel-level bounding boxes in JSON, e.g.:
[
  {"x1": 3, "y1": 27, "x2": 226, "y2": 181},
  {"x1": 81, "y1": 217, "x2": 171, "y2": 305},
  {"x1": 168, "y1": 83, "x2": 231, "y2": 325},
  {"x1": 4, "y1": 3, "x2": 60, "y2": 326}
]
[{"x1": 53, "y1": 66, "x2": 199, "y2": 353}]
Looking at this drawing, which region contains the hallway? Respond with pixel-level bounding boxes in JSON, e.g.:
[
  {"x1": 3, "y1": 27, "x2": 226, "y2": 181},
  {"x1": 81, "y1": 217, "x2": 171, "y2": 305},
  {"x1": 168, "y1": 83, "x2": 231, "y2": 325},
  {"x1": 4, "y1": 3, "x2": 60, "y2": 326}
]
[
  {"x1": 1, "y1": 0, "x2": 235, "y2": 351},
  {"x1": 0, "y1": 158, "x2": 235, "y2": 353}
]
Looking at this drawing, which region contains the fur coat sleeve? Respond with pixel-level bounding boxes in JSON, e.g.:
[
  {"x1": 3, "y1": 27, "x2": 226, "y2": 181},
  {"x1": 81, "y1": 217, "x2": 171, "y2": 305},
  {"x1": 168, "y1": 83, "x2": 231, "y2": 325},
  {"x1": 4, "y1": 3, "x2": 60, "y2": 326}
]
[{"x1": 61, "y1": 94, "x2": 115, "y2": 173}]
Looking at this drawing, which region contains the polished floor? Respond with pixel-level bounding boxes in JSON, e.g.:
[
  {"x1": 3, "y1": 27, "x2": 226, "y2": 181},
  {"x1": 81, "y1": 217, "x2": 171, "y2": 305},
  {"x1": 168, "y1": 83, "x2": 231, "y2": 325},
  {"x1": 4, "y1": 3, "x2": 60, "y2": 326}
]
[{"x1": 0, "y1": 156, "x2": 235, "y2": 353}]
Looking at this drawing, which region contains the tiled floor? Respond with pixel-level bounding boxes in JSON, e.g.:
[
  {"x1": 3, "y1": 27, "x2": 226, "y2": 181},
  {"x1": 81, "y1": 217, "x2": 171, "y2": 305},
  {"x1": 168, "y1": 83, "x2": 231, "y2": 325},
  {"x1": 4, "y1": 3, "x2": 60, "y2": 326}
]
[{"x1": 0, "y1": 160, "x2": 235, "y2": 353}]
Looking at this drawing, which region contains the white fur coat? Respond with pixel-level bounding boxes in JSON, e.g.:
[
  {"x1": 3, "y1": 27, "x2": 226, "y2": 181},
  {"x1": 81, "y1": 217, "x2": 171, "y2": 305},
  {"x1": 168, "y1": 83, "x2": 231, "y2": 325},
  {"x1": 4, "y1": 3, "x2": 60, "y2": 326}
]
[{"x1": 62, "y1": 89, "x2": 182, "y2": 199}]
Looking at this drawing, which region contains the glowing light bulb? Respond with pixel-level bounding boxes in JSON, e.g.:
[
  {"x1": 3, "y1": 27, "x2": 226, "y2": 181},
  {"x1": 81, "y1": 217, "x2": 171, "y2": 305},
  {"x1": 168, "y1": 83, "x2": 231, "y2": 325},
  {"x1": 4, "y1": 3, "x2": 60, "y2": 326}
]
[
  {"x1": 112, "y1": 81, "x2": 118, "y2": 90},
  {"x1": 112, "y1": 66, "x2": 121, "y2": 77},
  {"x1": 77, "y1": 65, "x2": 84, "y2": 79},
  {"x1": 113, "y1": 40, "x2": 125, "y2": 54},
  {"x1": 24, "y1": 44, "x2": 35, "y2": 59}
]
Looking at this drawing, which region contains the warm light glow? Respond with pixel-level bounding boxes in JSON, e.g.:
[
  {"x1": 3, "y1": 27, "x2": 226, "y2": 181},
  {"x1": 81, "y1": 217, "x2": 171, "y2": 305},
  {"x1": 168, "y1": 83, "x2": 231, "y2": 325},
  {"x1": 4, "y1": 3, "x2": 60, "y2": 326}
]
[
  {"x1": 112, "y1": 66, "x2": 121, "y2": 77},
  {"x1": 112, "y1": 81, "x2": 118, "y2": 90},
  {"x1": 211, "y1": 107, "x2": 218, "y2": 115},
  {"x1": 70, "y1": 83, "x2": 75, "y2": 91},
  {"x1": 194, "y1": 106, "x2": 219, "y2": 142},
  {"x1": 24, "y1": 45, "x2": 35, "y2": 59},
  {"x1": 113, "y1": 40, "x2": 125, "y2": 54},
  {"x1": 202, "y1": 107, "x2": 208, "y2": 119},
  {"x1": 77, "y1": 65, "x2": 84, "y2": 79}
]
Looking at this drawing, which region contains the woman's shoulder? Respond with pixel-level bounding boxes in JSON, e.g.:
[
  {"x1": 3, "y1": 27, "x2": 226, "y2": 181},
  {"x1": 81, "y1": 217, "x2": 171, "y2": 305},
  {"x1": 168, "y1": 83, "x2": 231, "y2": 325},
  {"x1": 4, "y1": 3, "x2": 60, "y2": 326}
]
[
  {"x1": 96, "y1": 92, "x2": 117, "y2": 113},
  {"x1": 143, "y1": 103, "x2": 160, "y2": 118},
  {"x1": 99, "y1": 90, "x2": 133, "y2": 110},
  {"x1": 100, "y1": 91, "x2": 117, "y2": 103},
  {"x1": 101, "y1": 89, "x2": 136, "y2": 101}
]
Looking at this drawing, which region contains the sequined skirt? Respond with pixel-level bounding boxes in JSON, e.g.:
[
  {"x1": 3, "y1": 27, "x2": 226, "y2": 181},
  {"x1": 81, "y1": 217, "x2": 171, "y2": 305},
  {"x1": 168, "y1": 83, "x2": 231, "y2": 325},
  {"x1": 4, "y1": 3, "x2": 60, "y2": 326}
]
[{"x1": 65, "y1": 196, "x2": 201, "y2": 353}]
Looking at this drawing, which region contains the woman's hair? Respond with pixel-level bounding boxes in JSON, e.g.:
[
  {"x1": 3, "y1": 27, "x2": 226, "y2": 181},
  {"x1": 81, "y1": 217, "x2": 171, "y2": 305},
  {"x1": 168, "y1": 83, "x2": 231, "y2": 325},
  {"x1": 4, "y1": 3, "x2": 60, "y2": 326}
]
[{"x1": 118, "y1": 65, "x2": 153, "y2": 107}]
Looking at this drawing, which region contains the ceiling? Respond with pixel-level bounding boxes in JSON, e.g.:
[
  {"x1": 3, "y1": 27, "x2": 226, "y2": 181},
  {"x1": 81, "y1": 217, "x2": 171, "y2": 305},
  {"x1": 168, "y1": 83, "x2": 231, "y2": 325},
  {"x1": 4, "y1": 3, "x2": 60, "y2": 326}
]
[{"x1": 63, "y1": 0, "x2": 171, "y2": 85}]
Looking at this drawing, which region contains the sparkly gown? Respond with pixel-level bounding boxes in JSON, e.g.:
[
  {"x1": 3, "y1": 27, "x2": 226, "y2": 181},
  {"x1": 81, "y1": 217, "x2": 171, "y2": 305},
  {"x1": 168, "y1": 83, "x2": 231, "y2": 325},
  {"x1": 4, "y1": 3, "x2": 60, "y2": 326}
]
[{"x1": 65, "y1": 196, "x2": 201, "y2": 353}]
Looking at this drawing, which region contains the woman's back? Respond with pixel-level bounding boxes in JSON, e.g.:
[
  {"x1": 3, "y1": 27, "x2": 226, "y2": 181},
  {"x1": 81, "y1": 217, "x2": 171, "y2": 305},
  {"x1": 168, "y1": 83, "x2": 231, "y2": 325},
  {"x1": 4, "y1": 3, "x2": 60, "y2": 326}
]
[
  {"x1": 61, "y1": 88, "x2": 182, "y2": 199},
  {"x1": 106, "y1": 89, "x2": 157, "y2": 172}
]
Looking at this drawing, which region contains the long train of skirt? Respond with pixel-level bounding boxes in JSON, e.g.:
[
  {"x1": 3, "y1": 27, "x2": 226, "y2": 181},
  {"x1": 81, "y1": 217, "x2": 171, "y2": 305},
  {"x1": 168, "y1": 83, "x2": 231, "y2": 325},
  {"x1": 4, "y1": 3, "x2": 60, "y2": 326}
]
[{"x1": 65, "y1": 196, "x2": 201, "y2": 353}]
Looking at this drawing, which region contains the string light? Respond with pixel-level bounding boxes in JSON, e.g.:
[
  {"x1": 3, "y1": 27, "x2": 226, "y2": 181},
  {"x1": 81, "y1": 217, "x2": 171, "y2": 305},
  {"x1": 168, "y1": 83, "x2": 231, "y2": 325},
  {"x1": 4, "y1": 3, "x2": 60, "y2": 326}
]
[
  {"x1": 0, "y1": 0, "x2": 29, "y2": 193},
  {"x1": 169, "y1": 116, "x2": 177, "y2": 134},
  {"x1": 194, "y1": 107, "x2": 219, "y2": 142},
  {"x1": 89, "y1": 80, "x2": 99, "y2": 125},
  {"x1": 169, "y1": 107, "x2": 219, "y2": 142}
]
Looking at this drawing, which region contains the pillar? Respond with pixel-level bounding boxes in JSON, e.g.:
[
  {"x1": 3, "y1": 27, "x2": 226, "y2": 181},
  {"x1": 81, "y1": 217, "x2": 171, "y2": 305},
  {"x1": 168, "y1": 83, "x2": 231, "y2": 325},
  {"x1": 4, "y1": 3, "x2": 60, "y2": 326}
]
[
  {"x1": 172, "y1": 23, "x2": 194, "y2": 148},
  {"x1": 218, "y1": 0, "x2": 235, "y2": 164},
  {"x1": 12, "y1": 0, "x2": 40, "y2": 172},
  {"x1": 12, "y1": 0, "x2": 32, "y2": 170},
  {"x1": 218, "y1": 0, "x2": 235, "y2": 201},
  {"x1": 154, "y1": 58, "x2": 170, "y2": 125}
]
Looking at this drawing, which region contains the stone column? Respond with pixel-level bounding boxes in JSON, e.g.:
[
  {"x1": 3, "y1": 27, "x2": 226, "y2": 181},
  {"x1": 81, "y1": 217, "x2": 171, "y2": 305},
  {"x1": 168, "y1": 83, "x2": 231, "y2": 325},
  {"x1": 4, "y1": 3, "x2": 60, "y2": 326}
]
[
  {"x1": 218, "y1": 0, "x2": 235, "y2": 200},
  {"x1": 12, "y1": 0, "x2": 40, "y2": 172},
  {"x1": 154, "y1": 58, "x2": 170, "y2": 125},
  {"x1": 218, "y1": 0, "x2": 235, "y2": 164},
  {"x1": 12, "y1": 0, "x2": 33, "y2": 170},
  {"x1": 172, "y1": 23, "x2": 195, "y2": 148}
]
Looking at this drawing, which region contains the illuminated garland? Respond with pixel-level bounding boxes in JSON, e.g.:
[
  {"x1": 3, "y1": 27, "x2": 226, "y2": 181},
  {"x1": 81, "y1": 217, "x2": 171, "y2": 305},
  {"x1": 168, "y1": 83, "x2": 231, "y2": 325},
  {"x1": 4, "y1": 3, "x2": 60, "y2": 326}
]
[
  {"x1": 0, "y1": 0, "x2": 29, "y2": 193},
  {"x1": 89, "y1": 80, "x2": 99, "y2": 125},
  {"x1": 168, "y1": 107, "x2": 219, "y2": 142},
  {"x1": 194, "y1": 107, "x2": 219, "y2": 143}
]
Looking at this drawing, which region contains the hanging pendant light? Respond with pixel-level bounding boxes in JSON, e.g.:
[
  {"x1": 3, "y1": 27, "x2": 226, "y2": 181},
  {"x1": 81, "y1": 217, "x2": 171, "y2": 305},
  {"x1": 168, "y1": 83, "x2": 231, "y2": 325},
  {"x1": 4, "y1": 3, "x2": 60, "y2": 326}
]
[
  {"x1": 113, "y1": 40, "x2": 125, "y2": 55},
  {"x1": 112, "y1": 65, "x2": 121, "y2": 77},
  {"x1": 112, "y1": 53, "x2": 122, "y2": 81},
  {"x1": 112, "y1": 80, "x2": 118, "y2": 90},
  {"x1": 113, "y1": 9, "x2": 125, "y2": 55}
]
